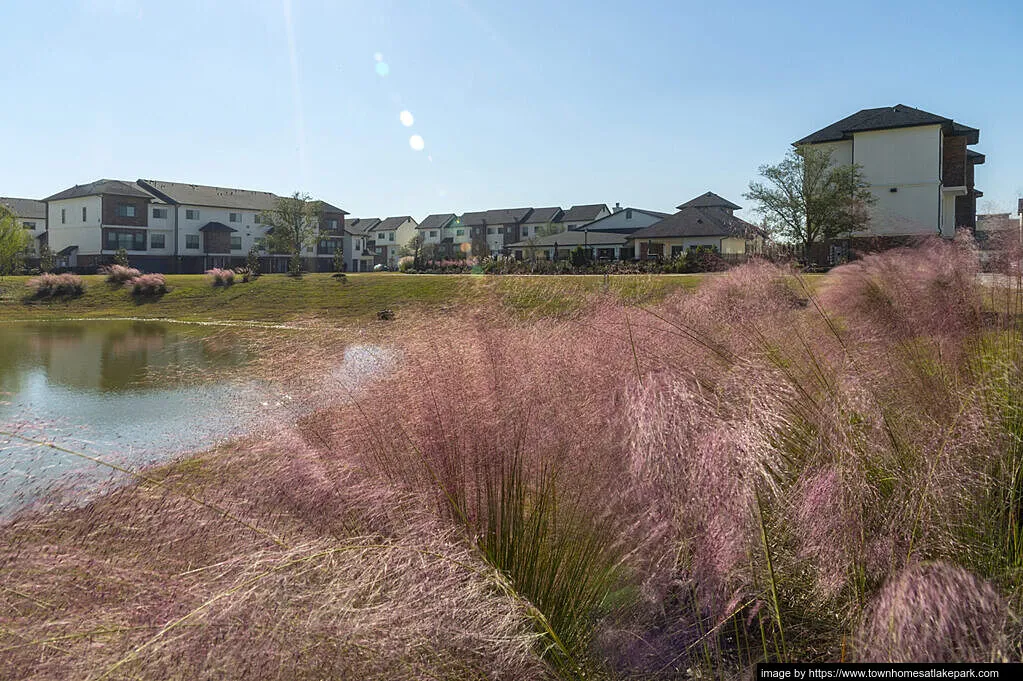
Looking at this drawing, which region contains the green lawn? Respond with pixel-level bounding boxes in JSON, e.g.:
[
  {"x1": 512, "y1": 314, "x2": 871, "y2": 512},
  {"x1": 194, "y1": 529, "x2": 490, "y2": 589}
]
[{"x1": 0, "y1": 273, "x2": 708, "y2": 323}]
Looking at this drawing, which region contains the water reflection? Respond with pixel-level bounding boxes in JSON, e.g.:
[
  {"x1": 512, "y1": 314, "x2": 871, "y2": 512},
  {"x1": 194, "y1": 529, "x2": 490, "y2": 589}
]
[{"x1": 0, "y1": 321, "x2": 261, "y2": 516}]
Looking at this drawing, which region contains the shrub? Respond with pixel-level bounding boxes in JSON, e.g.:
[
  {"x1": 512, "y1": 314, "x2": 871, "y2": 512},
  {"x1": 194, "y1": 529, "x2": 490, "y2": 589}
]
[
  {"x1": 246, "y1": 246, "x2": 262, "y2": 278},
  {"x1": 113, "y1": 247, "x2": 129, "y2": 267},
  {"x1": 234, "y1": 267, "x2": 253, "y2": 283},
  {"x1": 104, "y1": 264, "x2": 141, "y2": 283},
  {"x1": 397, "y1": 256, "x2": 414, "y2": 273},
  {"x1": 206, "y1": 268, "x2": 235, "y2": 286},
  {"x1": 127, "y1": 272, "x2": 167, "y2": 297},
  {"x1": 26, "y1": 272, "x2": 85, "y2": 298},
  {"x1": 288, "y1": 252, "x2": 302, "y2": 277}
]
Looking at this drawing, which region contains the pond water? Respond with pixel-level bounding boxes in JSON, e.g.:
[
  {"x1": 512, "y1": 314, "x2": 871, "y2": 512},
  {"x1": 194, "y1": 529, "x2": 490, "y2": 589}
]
[{"x1": 0, "y1": 320, "x2": 388, "y2": 517}]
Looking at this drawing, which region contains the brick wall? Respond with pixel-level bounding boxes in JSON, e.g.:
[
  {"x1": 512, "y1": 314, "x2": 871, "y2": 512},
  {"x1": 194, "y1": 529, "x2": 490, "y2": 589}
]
[
  {"x1": 942, "y1": 135, "x2": 967, "y2": 187},
  {"x1": 102, "y1": 195, "x2": 149, "y2": 227}
]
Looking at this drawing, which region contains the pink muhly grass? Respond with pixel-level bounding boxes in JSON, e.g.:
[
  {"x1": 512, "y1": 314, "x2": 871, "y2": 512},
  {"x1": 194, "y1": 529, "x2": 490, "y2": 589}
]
[
  {"x1": 206, "y1": 268, "x2": 235, "y2": 286},
  {"x1": 126, "y1": 273, "x2": 167, "y2": 296},
  {"x1": 856, "y1": 562, "x2": 1019, "y2": 662},
  {"x1": 104, "y1": 264, "x2": 142, "y2": 284},
  {"x1": 25, "y1": 272, "x2": 85, "y2": 298}
]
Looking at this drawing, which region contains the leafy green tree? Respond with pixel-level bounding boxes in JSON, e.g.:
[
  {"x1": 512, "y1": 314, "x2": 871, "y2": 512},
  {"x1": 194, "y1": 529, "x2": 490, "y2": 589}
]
[
  {"x1": 246, "y1": 245, "x2": 261, "y2": 277},
  {"x1": 332, "y1": 244, "x2": 345, "y2": 273},
  {"x1": 260, "y1": 192, "x2": 323, "y2": 274},
  {"x1": 39, "y1": 243, "x2": 55, "y2": 273},
  {"x1": 114, "y1": 248, "x2": 129, "y2": 267},
  {"x1": 745, "y1": 146, "x2": 874, "y2": 255},
  {"x1": 0, "y1": 206, "x2": 31, "y2": 276}
]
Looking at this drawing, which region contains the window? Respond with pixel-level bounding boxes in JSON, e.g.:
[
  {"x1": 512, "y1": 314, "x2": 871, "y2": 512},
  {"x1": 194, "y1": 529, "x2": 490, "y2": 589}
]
[
  {"x1": 22, "y1": 221, "x2": 36, "y2": 230},
  {"x1": 429, "y1": 230, "x2": 437, "y2": 238},
  {"x1": 82, "y1": 206, "x2": 87, "y2": 221},
  {"x1": 103, "y1": 228, "x2": 146, "y2": 251},
  {"x1": 186, "y1": 234, "x2": 200, "y2": 249},
  {"x1": 521, "y1": 226, "x2": 529, "y2": 236},
  {"x1": 116, "y1": 203, "x2": 136, "y2": 218},
  {"x1": 61, "y1": 209, "x2": 66, "y2": 224},
  {"x1": 152, "y1": 208, "x2": 167, "y2": 219},
  {"x1": 186, "y1": 209, "x2": 199, "y2": 220},
  {"x1": 254, "y1": 214, "x2": 261, "y2": 224},
  {"x1": 231, "y1": 236, "x2": 242, "y2": 250},
  {"x1": 389, "y1": 232, "x2": 395, "y2": 241},
  {"x1": 456, "y1": 229, "x2": 465, "y2": 237},
  {"x1": 150, "y1": 233, "x2": 166, "y2": 249},
  {"x1": 229, "y1": 213, "x2": 240, "y2": 223},
  {"x1": 326, "y1": 218, "x2": 339, "y2": 230}
]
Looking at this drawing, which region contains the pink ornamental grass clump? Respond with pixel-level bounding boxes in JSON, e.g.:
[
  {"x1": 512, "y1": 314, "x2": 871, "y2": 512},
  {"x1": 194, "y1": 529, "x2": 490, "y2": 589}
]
[
  {"x1": 857, "y1": 562, "x2": 1018, "y2": 662},
  {"x1": 26, "y1": 272, "x2": 85, "y2": 298},
  {"x1": 127, "y1": 272, "x2": 167, "y2": 296},
  {"x1": 104, "y1": 264, "x2": 141, "y2": 283},
  {"x1": 206, "y1": 267, "x2": 235, "y2": 286}
]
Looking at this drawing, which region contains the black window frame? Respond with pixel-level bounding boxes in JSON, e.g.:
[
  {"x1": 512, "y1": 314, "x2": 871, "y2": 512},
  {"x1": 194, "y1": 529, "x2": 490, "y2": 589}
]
[
  {"x1": 150, "y1": 233, "x2": 166, "y2": 249},
  {"x1": 185, "y1": 234, "x2": 200, "y2": 249},
  {"x1": 103, "y1": 228, "x2": 147, "y2": 251},
  {"x1": 115, "y1": 203, "x2": 137, "y2": 218}
]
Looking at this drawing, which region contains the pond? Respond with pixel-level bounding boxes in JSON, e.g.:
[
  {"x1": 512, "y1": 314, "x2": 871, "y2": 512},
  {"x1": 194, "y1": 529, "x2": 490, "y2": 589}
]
[{"x1": 0, "y1": 320, "x2": 388, "y2": 517}]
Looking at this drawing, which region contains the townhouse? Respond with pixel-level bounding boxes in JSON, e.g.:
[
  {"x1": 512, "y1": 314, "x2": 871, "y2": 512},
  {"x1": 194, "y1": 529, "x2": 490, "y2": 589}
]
[
  {"x1": 459, "y1": 208, "x2": 532, "y2": 256},
  {"x1": 341, "y1": 217, "x2": 380, "y2": 272},
  {"x1": 557, "y1": 204, "x2": 611, "y2": 231},
  {"x1": 508, "y1": 204, "x2": 668, "y2": 260},
  {"x1": 368, "y1": 216, "x2": 418, "y2": 267},
  {"x1": 517, "y1": 207, "x2": 563, "y2": 242},
  {"x1": 795, "y1": 104, "x2": 984, "y2": 241},
  {"x1": 417, "y1": 213, "x2": 467, "y2": 259},
  {"x1": 41, "y1": 178, "x2": 348, "y2": 272},
  {"x1": 1, "y1": 197, "x2": 47, "y2": 256}
]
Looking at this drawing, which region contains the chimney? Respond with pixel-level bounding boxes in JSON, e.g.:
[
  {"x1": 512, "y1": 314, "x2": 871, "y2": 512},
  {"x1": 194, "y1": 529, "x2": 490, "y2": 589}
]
[{"x1": 613, "y1": 202, "x2": 622, "y2": 213}]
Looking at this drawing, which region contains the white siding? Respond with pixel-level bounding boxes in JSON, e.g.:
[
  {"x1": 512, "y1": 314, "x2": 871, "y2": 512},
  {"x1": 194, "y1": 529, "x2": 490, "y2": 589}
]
[
  {"x1": 853, "y1": 125, "x2": 942, "y2": 187},
  {"x1": 46, "y1": 196, "x2": 104, "y2": 254},
  {"x1": 178, "y1": 205, "x2": 264, "y2": 256},
  {"x1": 575, "y1": 209, "x2": 664, "y2": 233}
]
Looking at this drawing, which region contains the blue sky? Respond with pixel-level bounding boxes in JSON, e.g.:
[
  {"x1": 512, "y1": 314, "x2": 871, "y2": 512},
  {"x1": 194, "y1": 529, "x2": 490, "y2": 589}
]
[{"x1": 1, "y1": 0, "x2": 1020, "y2": 220}]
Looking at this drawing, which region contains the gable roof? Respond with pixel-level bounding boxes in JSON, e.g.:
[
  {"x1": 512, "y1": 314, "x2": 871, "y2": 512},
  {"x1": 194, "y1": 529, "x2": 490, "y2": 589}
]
[
  {"x1": 0, "y1": 197, "x2": 46, "y2": 219},
  {"x1": 373, "y1": 216, "x2": 416, "y2": 231},
  {"x1": 676, "y1": 192, "x2": 741, "y2": 211},
  {"x1": 198, "y1": 221, "x2": 237, "y2": 233},
  {"x1": 795, "y1": 105, "x2": 980, "y2": 146},
  {"x1": 460, "y1": 208, "x2": 532, "y2": 227},
  {"x1": 560, "y1": 204, "x2": 609, "y2": 223},
  {"x1": 522, "y1": 207, "x2": 563, "y2": 224},
  {"x1": 418, "y1": 213, "x2": 457, "y2": 231},
  {"x1": 344, "y1": 217, "x2": 381, "y2": 234},
  {"x1": 628, "y1": 206, "x2": 763, "y2": 240},
  {"x1": 567, "y1": 207, "x2": 670, "y2": 232},
  {"x1": 43, "y1": 179, "x2": 153, "y2": 202}
]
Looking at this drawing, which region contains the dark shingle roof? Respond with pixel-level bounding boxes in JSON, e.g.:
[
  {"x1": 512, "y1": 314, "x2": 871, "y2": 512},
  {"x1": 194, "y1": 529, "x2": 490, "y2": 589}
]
[
  {"x1": 676, "y1": 192, "x2": 741, "y2": 211},
  {"x1": 0, "y1": 197, "x2": 46, "y2": 219},
  {"x1": 967, "y1": 149, "x2": 986, "y2": 164},
  {"x1": 628, "y1": 206, "x2": 763, "y2": 240},
  {"x1": 559, "y1": 204, "x2": 609, "y2": 223},
  {"x1": 43, "y1": 179, "x2": 153, "y2": 202},
  {"x1": 522, "y1": 207, "x2": 563, "y2": 224},
  {"x1": 795, "y1": 105, "x2": 980, "y2": 146},
  {"x1": 198, "y1": 222, "x2": 236, "y2": 233},
  {"x1": 507, "y1": 231, "x2": 627, "y2": 248},
  {"x1": 344, "y1": 217, "x2": 381, "y2": 234},
  {"x1": 138, "y1": 179, "x2": 280, "y2": 212},
  {"x1": 418, "y1": 213, "x2": 457, "y2": 231},
  {"x1": 460, "y1": 208, "x2": 532, "y2": 227},
  {"x1": 567, "y1": 207, "x2": 670, "y2": 232},
  {"x1": 373, "y1": 216, "x2": 416, "y2": 231}
]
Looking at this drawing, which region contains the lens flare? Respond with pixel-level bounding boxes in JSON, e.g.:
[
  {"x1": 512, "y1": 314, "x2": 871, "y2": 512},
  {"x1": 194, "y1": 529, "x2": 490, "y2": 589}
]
[
  {"x1": 399, "y1": 110, "x2": 414, "y2": 127},
  {"x1": 409, "y1": 135, "x2": 425, "y2": 151},
  {"x1": 375, "y1": 62, "x2": 389, "y2": 77},
  {"x1": 373, "y1": 52, "x2": 383, "y2": 62}
]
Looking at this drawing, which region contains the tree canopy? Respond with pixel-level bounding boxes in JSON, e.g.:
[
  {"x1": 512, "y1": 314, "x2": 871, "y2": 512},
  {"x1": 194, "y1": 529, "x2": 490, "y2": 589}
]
[
  {"x1": 745, "y1": 147, "x2": 875, "y2": 253},
  {"x1": 260, "y1": 193, "x2": 324, "y2": 266},
  {"x1": 0, "y1": 205, "x2": 32, "y2": 276}
]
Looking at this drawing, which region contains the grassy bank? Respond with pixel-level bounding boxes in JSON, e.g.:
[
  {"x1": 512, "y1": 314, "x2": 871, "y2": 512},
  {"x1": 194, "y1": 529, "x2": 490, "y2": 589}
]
[
  {"x1": 7, "y1": 250, "x2": 1016, "y2": 680},
  {"x1": 0, "y1": 272, "x2": 708, "y2": 323}
]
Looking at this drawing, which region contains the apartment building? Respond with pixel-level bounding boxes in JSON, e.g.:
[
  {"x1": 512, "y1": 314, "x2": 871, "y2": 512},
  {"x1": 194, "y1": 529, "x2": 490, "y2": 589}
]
[
  {"x1": 342, "y1": 218, "x2": 382, "y2": 272},
  {"x1": 42, "y1": 178, "x2": 347, "y2": 272},
  {"x1": 795, "y1": 104, "x2": 984, "y2": 239},
  {"x1": 1, "y1": 197, "x2": 47, "y2": 256}
]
